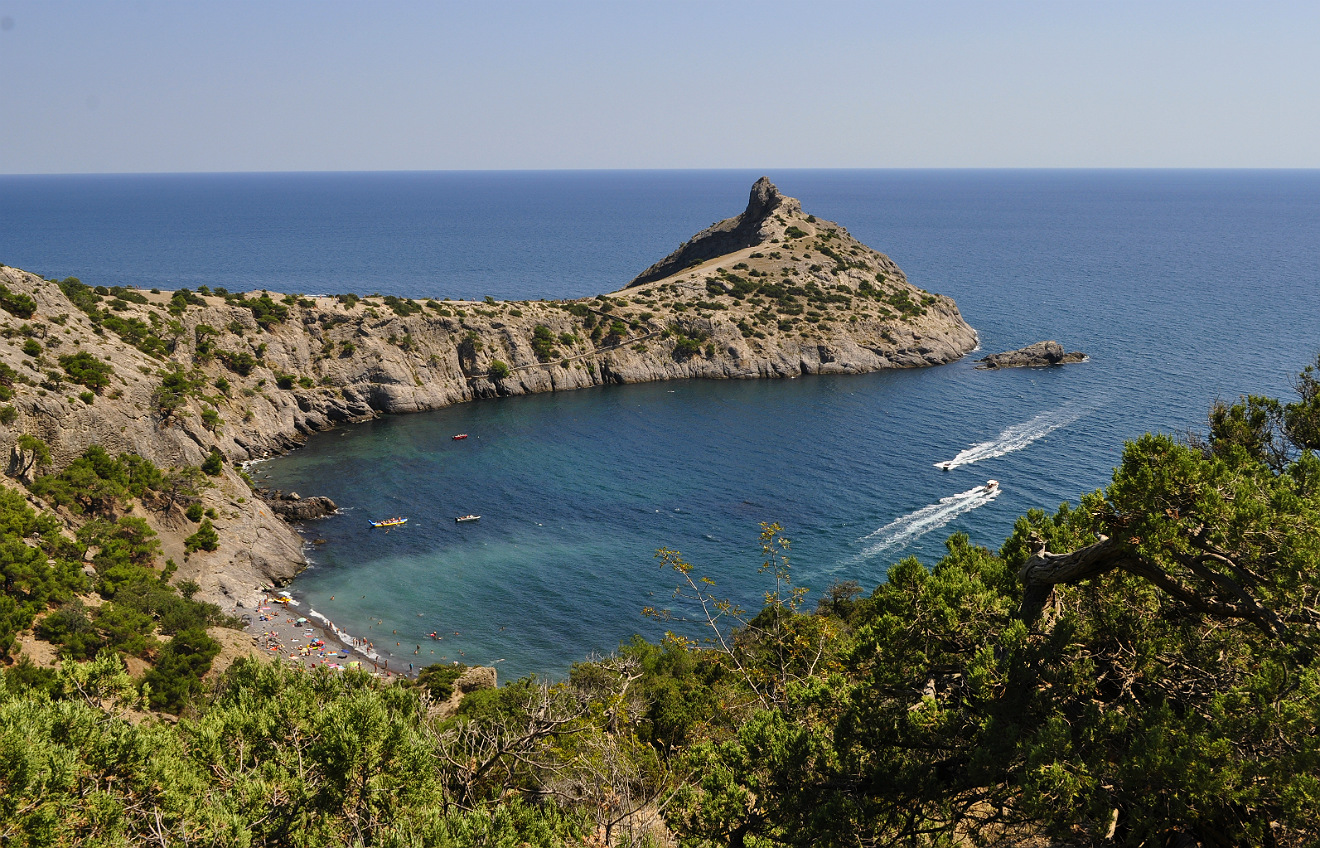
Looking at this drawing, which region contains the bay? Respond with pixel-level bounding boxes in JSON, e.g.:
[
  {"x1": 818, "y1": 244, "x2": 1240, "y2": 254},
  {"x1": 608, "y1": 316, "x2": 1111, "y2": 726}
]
[{"x1": 4, "y1": 169, "x2": 1318, "y2": 678}]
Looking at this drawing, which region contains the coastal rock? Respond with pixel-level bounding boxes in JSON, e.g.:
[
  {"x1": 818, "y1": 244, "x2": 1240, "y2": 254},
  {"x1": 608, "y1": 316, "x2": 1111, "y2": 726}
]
[
  {"x1": 266, "y1": 494, "x2": 338, "y2": 522},
  {"x1": 977, "y1": 340, "x2": 1085, "y2": 370},
  {"x1": 0, "y1": 178, "x2": 978, "y2": 614},
  {"x1": 428, "y1": 665, "x2": 498, "y2": 719}
]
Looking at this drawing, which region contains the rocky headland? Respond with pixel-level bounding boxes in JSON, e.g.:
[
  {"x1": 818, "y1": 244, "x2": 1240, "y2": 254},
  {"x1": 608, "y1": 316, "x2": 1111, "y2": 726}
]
[
  {"x1": 0, "y1": 178, "x2": 977, "y2": 615},
  {"x1": 977, "y1": 340, "x2": 1085, "y2": 369}
]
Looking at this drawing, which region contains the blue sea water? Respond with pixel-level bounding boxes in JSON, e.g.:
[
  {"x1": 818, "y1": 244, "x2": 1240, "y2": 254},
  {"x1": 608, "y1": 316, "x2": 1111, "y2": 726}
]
[{"x1": 3, "y1": 170, "x2": 1319, "y2": 679}]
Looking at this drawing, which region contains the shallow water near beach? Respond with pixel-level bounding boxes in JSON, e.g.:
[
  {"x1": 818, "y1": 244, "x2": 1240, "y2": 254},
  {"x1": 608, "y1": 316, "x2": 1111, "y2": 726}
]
[{"x1": 6, "y1": 170, "x2": 1319, "y2": 678}]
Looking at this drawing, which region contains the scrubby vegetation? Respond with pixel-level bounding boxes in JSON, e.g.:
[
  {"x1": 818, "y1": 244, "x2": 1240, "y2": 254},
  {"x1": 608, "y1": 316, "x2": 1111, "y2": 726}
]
[{"x1": 0, "y1": 284, "x2": 38, "y2": 318}]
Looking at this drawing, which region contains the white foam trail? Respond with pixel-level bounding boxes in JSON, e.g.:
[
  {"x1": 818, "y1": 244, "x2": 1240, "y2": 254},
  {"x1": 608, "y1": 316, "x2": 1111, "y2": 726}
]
[
  {"x1": 935, "y1": 406, "x2": 1082, "y2": 470},
  {"x1": 307, "y1": 607, "x2": 382, "y2": 662},
  {"x1": 852, "y1": 484, "x2": 1001, "y2": 561}
]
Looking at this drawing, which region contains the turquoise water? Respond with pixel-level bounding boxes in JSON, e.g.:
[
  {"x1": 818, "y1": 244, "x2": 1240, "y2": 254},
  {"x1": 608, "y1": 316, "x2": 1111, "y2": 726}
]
[{"x1": 5, "y1": 170, "x2": 1319, "y2": 678}]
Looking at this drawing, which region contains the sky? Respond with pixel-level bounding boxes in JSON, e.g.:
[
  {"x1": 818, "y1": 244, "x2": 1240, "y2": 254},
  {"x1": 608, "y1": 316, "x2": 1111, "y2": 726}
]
[{"x1": 1, "y1": 0, "x2": 1317, "y2": 174}]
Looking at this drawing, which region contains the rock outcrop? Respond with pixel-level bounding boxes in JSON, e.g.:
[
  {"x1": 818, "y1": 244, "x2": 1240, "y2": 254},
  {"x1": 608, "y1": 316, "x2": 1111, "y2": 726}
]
[
  {"x1": 427, "y1": 665, "x2": 498, "y2": 719},
  {"x1": 627, "y1": 176, "x2": 802, "y2": 287},
  {"x1": 977, "y1": 341, "x2": 1085, "y2": 370},
  {"x1": 0, "y1": 178, "x2": 978, "y2": 612},
  {"x1": 262, "y1": 492, "x2": 338, "y2": 522}
]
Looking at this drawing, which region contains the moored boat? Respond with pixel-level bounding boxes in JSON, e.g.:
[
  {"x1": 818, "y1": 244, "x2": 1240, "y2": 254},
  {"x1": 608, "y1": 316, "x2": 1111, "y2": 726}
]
[
  {"x1": 370, "y1": 517, "x2": 408, "y2": 528},
  {"x1": 452, "y1": 433, "x2": 469, "y2": 440},
  {"x1": 455, "y1": 514, "x2": 480, "y2": 523}
]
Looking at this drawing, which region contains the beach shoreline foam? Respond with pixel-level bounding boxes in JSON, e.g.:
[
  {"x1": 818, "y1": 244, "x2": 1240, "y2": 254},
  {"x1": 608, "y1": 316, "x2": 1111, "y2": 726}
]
[{"x1": 242, "y1": 591, "x2": 413, "y2": 679}]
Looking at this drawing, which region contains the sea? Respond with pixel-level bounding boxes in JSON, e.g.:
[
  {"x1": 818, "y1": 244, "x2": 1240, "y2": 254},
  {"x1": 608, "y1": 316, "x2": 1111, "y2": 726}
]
[{"x1": 3, "y1": 170, "x2": 1318, "y2": 679}]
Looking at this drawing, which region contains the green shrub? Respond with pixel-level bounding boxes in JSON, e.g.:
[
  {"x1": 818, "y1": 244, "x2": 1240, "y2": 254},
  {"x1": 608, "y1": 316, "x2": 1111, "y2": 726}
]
[
  {"x1": 672, "y1": 336, "x2": 701, "y2": 359},
  {"x1": 488, "y1": 360, "x2": 510, "y2": 381},
  {"x1": 57, "y1": 277, "x2": 101, "y2": 313},
  {"x1": 217, "y1": 349, "x2": 258, "y2": 376},
  {"x1": 201, "y1": 449, "x2": 224, "y2": 477},
  {"x1": 35, "y1": 600, "x2": 102, "y2": 659},
  {"x1": 59, "y1": 351, "x2": 114, "y2": 392},
  {"x1": 22, "y1": 338, "x2": 41, "y2": 357},
  {"x1": 415, "y1": 662, "x2": 470, "y2": 700},
  {"x1": 384, "y1": 295, "x2": 422, "y2": 317},
  {"x1": 242, "y1": 293, "x2": 289, "y2": 329},
  {"x1": 153, "y1": 364, "x2": 205, "y2": 416},
  {"x1": 142, "y1": 626, "x2": 221, "y2": 713},
  {"x1": 531, "y1": 325, "x2": 557, "y2": 361},
  {"x1": 0, "y1": 404, "x2": 16, "y2": 425},
  {"x1": 0, "y1": 285, "x2": 37, "y2": 318},
  {"x1": 100, "y1": 313, "x2": 169, "y2": 358},
  {"x1": 33, "y1": 448, "x2": 161, "y2": 515},
  {"x1": 185, "y1": 502, "x2": 204, "y2": 522},
  {"x1": 184, "y1": 518, "x2": 219, "y2": 553}
]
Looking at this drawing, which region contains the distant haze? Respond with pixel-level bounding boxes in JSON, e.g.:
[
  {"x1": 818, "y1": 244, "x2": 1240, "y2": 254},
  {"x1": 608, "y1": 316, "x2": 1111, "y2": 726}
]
[{"x1": 1, "y1": 0, "x2": 1317, "y2": 174}]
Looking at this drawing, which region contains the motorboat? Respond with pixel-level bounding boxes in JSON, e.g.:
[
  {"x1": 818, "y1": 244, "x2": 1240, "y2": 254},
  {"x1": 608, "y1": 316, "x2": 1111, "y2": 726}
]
[
  {"x1": 370, "y1": 517, "x2": 407, "y2": 528},
  {"x1": 452, "y1": 434, "x2": 469, "y2": 440},
  {"x1": 984, "y1": 480, "x2": 999, "y2": 492},
  {"x1": 455, "y1": 514, "x2": 481, "y2": 523},
  {"x1": 936, "y1": 461, "x2": 954, "y2": 471}
]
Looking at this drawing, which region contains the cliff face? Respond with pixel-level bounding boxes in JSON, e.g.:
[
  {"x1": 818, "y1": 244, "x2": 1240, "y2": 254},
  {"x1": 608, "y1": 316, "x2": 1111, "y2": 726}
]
[{"x1": 0, "y1": 179, "x2": 976, "y2": 611}]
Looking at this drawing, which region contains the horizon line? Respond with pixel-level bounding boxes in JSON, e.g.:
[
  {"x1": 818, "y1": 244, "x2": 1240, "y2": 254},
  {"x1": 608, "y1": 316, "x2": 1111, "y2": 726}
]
[{"x1": 4, "y1": 166, "x2": 1320, "y2": 178}]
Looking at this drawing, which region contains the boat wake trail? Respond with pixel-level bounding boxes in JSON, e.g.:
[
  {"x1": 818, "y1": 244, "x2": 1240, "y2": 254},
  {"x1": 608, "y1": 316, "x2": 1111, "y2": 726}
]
[
  {"x1": 852, "y1": 485, "x2": 1001, "y2": 562},
  {"x1": 935, "y1": 406, "x2": 1083, "y2": 470}
]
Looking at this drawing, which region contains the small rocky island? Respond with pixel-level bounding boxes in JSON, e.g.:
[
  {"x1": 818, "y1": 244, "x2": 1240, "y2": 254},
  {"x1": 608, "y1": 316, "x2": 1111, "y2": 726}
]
[
  {"x1": 977, "y1": 340, "x2": 1086, "y2": 370},
  {"x1": 0, "y1": 178, "x2": 978, "y2": 611}
]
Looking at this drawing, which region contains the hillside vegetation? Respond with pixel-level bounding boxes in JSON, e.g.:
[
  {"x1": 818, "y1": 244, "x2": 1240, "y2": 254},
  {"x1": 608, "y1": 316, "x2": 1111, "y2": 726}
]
[{"x1": 3, "y1": 361, "x2": 1320, "y2": 846}]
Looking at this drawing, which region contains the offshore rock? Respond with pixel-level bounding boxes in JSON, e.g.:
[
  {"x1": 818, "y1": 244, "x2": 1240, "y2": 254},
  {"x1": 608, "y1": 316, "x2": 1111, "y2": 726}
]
[{"x1": 977, "y1": 340, "x2": 1086, "y2": 370}]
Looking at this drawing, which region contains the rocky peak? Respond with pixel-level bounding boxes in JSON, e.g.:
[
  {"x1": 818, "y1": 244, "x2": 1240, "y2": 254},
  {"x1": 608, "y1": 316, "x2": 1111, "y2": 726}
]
[
  {"x1": 627, "y1": 177, "x2": 805, "y2": 288},
  {"x1": 746, "y1": 176, "x2": 783, "y2": 219}
]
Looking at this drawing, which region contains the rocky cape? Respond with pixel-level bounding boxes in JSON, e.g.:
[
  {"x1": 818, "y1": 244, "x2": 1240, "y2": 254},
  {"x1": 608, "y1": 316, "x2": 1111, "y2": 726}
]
[
  {"x1": 977, "y1": 340, "x2": 1085, "y2": 370},
  {"x1": 0, "y1": 179, "x2": 977, "y2": 613}
]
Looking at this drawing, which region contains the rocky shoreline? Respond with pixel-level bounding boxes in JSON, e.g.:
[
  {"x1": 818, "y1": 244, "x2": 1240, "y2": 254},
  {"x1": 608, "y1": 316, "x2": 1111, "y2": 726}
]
[{"x1": 0, "y1": 179, "x2": 978, "y2": 629}]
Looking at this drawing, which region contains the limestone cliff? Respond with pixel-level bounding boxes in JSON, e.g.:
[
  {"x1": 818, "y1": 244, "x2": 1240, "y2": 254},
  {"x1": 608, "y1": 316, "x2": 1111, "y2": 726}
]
[{"x1": 0, "y1": 179, "x2": 976, "y2": 611}]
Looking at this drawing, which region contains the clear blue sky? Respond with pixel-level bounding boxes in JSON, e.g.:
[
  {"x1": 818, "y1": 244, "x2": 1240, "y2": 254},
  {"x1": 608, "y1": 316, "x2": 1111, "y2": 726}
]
[{"x1": 1, "y1": 0, "x2": 1316, "y2": 173}]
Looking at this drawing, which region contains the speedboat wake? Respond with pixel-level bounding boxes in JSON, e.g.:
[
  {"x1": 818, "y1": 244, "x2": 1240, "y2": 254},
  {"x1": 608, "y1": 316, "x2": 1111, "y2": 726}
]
[
  {"x1": 851, "y1": 482, "x2": 1001, "y2": 561},
  {"x1": 935, "y1": 406, "x2": 1083, "y2": 470}
]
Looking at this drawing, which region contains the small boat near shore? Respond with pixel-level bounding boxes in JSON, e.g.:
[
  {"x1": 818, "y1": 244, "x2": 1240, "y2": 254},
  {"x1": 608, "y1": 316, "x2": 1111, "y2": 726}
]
[
  {"x1": 370, "y1": 517, "x2": 407, "y2": 528},
  {"x1": 455, "y1": 514, "x2": 480, "y2": 523},
  {"x1": 452, "y1": 433, "x2": 469, "y2": 440},
  {"x1": 984, "y1": 480, "x2": 999, "y2": 492}
]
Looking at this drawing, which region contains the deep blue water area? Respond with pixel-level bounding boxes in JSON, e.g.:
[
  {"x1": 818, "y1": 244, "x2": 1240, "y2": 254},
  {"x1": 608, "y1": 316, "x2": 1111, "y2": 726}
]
[{"x1": 4, "y1": 170, "x2": 1318, "y2": 678}]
